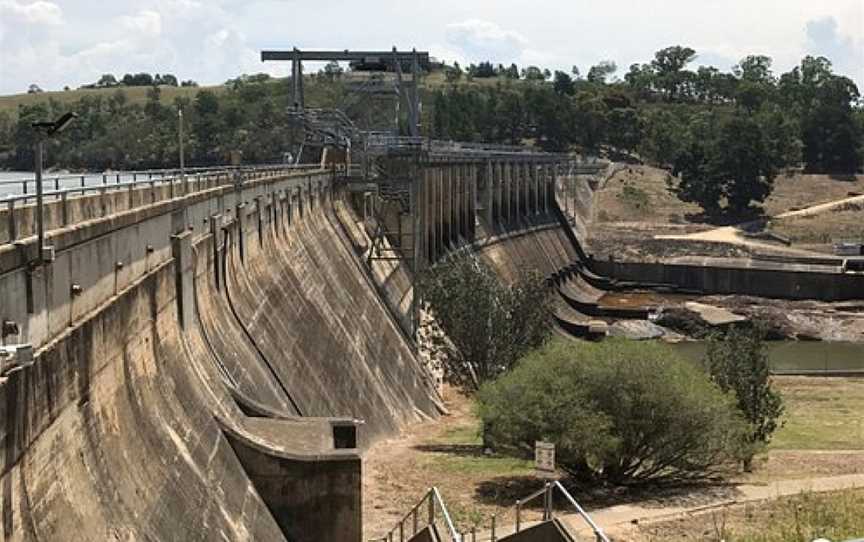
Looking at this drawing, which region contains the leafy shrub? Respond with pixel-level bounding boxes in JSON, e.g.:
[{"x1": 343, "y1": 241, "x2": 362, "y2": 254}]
[
  {"x1": 705, "y1": 327, "x2": 784, "y2": 469},
  {"x1": 618, "y1": 183, "x2": 650, "y2": 210},
  {"x1": 478, "y1": 339, "x2": 748, "y2": 484},
  {"x1": 419, "y1": 253, "x2": 552, "y2": 392}
]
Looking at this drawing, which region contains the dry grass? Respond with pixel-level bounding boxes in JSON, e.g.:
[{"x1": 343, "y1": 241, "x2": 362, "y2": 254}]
[
  {"x1": 769, "y1": 376, "x2": 864, "y2": 451},
  {"x1": 592, "y1": 165, "x2": 703, "y2": 226},
  {"x1": 763, "y1": 173, "x2": 864, "y2": 216},
  {"x1": 768, "y1": 205, "x2": 864, "y2": 247},
  {"x1": 633, "y1": 488, "x2": 864, "y2": 542},
  {"x1": 362, "y1": 388, "x2": 541, "y2": 539},
  {"x1": 0, "y1": 85, "x2": 225, "y2": 117},
  {"x1": 594, "y1": 166, "x2": 864, "y2": 227}
]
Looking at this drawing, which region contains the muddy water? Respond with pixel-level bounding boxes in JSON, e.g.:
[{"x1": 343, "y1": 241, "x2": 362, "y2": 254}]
[{"x1": 670, "y1": 341, "x2": 864, "y2": 374}]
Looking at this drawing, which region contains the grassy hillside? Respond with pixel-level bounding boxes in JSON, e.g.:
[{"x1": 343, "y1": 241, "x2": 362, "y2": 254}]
[
  {"x1": 0, "y1": 84, "x2": 226, "y2": 118},
  {"x1": 0, "y1": 71, "x2": 526, "y2": 119}
]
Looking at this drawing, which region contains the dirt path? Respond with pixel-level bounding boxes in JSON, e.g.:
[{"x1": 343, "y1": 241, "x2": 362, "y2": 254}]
[
  {"x1": 654, "y1": 196, "x2": 864, "y2": 256},
  {"x1": 363, "y1": 408, "x2": 445, "y2": 540},
  {"x1": 653, "y1": 193, "x2": 864, "y2": 256},
  {"x1": 565, "y1": 472, "x2": 864, "y2": 540},
  {"x1": 655, "y1": 226, "x2": 823, "y2": 256},
  {"x1": 776, "y1": 194, "x2": 864, "y2": 219}
]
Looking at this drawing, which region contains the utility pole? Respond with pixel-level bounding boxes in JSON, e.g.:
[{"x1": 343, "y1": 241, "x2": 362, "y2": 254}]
[
  {"x1": 32, "y1": 112, "x2": 77, "y2": 265},
  {"x1": 178, "y1": 107, "x2": 185, "y2": 178},
  {"x1": 34, "y1": 137, "x2": 44, "y2": 260}
]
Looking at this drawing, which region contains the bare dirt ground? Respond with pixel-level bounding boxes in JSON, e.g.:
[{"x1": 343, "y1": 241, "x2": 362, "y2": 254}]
[
  {"x1": 588, "y1": 165, "x2": 864, "y2": 260},
  {"x1": 363, "y1": 378, "x2": 864, "y2": 540},
  {"x1": 363, "y1": 388, "x2": 538, "y2": 539}
]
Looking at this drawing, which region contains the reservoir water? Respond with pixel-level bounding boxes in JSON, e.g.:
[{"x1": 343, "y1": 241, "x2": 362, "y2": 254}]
[{"x1": 0, "y1": 170, "x2": 176, "y2": 199}]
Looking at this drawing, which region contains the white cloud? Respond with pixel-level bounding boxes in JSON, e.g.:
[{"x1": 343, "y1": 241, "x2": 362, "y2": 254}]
[
  {"x1": 445, "y1": 19, "x2": 528, "y2": 64},
  {"x1": 805, "y1": 16, "x2": 864, "y2": 86},
  {"x1": 119, "y1": 10, "x2": 162, "y2": 37},
  {"x1": 0, "y1": 1, "x2": 861, "y2": 94},
  {"x1": 0, "y1": 0, "x2": 62, "y2": 25}
]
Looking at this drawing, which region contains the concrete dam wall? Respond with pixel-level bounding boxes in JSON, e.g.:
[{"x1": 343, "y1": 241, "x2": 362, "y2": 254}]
[{"x1": 0, "y1": 169, "x2": 439, "y2": 541}]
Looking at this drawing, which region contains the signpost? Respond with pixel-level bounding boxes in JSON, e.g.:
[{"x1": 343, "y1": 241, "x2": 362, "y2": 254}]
[{"x1": 535, "y1": 441, "x2": 555, "y2": 476}]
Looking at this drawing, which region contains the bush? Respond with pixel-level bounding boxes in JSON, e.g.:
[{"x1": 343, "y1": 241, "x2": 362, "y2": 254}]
[
  {"x1": 419, "y1": 253, "x2": 552, "y2": 392},
  {"x1": 478, "y1": 339, "x2": 748, "y2": 484},
  {"x1": 705, "y1": 326, "x2": 784, "y2": 469}
]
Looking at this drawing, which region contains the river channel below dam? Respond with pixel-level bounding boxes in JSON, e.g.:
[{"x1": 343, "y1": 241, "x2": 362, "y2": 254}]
[{"x1": 670, "y1": 340, "x2": 864, "y2": 375}]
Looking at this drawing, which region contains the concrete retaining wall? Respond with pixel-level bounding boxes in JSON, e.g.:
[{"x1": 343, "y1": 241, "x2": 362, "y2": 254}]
[{"x1": 592, "y1": 259, "x2": 864, "y2": 301}]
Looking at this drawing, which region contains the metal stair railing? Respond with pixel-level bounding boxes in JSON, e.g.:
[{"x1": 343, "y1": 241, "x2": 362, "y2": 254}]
[
  {"x1": 514, "y1": 481, "x2": 608, "y2": 542},
  {"x1": 373, "y1": 487, "x2": 462, "y2": 542}
]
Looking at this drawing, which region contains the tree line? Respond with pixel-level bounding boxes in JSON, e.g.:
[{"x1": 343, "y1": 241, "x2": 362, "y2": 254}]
[
  {"x1": 80, "y1": 73, "x2": 199, "y2": 89},
  {"x1": 431, "y1": 47, "x2": 863, "y2": 216},
  {"x1": 0, "y1": 74, "x2": 297, "y2": 171}
]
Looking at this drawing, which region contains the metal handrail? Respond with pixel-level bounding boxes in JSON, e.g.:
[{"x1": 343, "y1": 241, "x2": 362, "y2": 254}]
[
  {"x1": 1, "y1": 163, "x2": 324, "y2": 247},
  {"x1": 374, "y1": 487, "x2": 461, "y2": 542},
  {"x1": 514, "y1": 481, "x2": 608, "y2": 542},
  {"x1": 0, "y1": 163, "x2": 320, "y2": 197},
  {"x1": 1, "y1": 164, "x2": 320, "y2": 204},
  {"x1": 552, "y1": 481, "x2": 608, "y2": 542}
]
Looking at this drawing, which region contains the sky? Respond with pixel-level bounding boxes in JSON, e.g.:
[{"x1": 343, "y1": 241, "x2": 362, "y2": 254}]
[{"x1": 0, "y1": 0, "x2": 862, "y2": 95}]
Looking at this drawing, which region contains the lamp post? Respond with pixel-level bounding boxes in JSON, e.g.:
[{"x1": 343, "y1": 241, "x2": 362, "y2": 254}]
[
  {"x1": 31, "y1": 112, "x2": 77, "y2": 264},
  {"x1": 178, "y1": 107, "x2": 185, "y2": 178}
]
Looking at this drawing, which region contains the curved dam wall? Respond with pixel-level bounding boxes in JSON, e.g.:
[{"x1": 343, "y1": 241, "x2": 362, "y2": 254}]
[
  {"x1": 216, "y1": 185, "x2": 439, "y2": 445},
  {"x1": 0, "y1": 169, "x2": 439, "y2": 541}
]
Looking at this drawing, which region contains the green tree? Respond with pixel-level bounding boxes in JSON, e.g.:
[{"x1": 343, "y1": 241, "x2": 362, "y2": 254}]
[
  {"x1": 571, "y1": 90, "x2": 607, "y2": 151},
  {"x1": 522, "y1": 66, "x2": 546, "y2": 81},
  {"x1": 418, "y1": 253, "x2": 552, "y2": 392},
  {"x1": 672, "y1": 110, "x2": 793, "y2": 215},
  {"x1": 322, "y1": 61, "x2": 344, "y2": 80},
  {"x1": 638, "y1": 108, "x2": 687, "y2": 167},
  {"x1": 586, "y1": 60, "x2": 617, "y2": 84},
  {"x1": 651, "y1": 45, "x2": 697, "y2": 101},
  {"x1": 624, "y1": 63, "x2": 656, "y2": 99},
  {"x1": 552, "y1": 70, "x2": 574, "y2": 95},
  {"x1": 193, "y1": 90, "x2": 223, "y2": 162},
  {"x1": 479, "y1": 339, "x2": 748, "y2": 484},
  {"x1": 606, "y1": 107, "x2": 642, "y2": 155},
  {"x1": 96, "y1": 74, "x2": 118, "y2": 88},
  {"x1": 705, "y1": 327, "x2": 784, "y2": 470}
]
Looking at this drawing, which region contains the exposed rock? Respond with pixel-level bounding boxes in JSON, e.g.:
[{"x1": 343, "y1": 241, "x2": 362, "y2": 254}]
[
  {"x1": 684, "y1": 302, "x2": 747, "y2": 327},
  {"x1": 608, "y1": 320, "x2": 667, "y2": 340}
]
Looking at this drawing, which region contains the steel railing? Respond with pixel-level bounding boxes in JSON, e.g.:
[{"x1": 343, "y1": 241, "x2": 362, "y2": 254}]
[
  {"x1": 0, "y1": 163, "x2": 320, "y2": 202},
  {"x1": 1, "y1": 163, "x2": 322, "y2": 246},
  {"x1": 514, "y1": 481, "x2": 608, "y2": 542},
  {"x1": 373, "y1": 487, "x2": 461, "y2": 542}
]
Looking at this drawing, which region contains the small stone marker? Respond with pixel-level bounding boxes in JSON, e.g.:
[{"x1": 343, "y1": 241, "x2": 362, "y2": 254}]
[{"x1": 535, "y1": 441, "x2": 555, "y2": 474}]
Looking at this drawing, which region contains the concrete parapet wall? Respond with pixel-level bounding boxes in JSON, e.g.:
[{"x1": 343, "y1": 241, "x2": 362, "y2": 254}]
[
  {"x1": 0, "y1": 169, "x2": 332, "y2": 352},
  {"x1": 592, "y1": 259, "x2": 864, "y2": 301}
]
